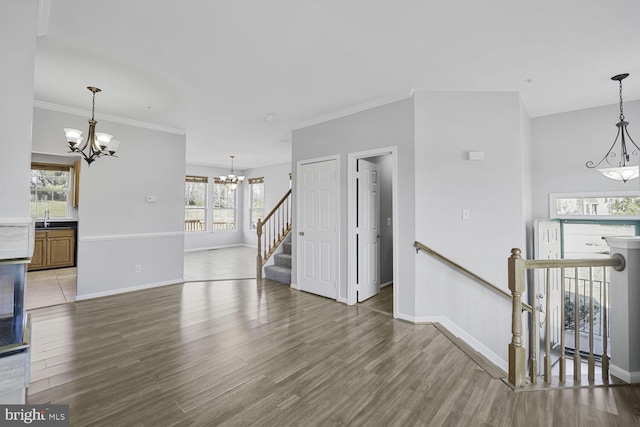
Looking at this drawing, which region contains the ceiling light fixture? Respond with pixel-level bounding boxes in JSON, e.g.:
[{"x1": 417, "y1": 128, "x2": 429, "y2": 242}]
[
  {"x1": 218, "y1": 155, "x2": 245, "y2": 190},
  {"x1": 586, "y1": 73, "x2": 639, "y2": 183},
  {"x1": 64, "y1": 86, "x2": 120, "y2": 166}
]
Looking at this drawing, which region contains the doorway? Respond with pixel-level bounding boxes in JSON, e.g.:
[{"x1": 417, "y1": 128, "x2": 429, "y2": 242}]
[{"x1": 348, "y1": 147, "x2": 397, "y2": 316}]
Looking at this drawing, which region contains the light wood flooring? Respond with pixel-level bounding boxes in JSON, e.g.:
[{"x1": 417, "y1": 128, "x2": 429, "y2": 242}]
[{"x1": 26, "y1": 278, "x2": 640, "y2": 426}]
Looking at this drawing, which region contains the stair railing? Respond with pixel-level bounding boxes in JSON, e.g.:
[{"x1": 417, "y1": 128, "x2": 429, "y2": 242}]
[
  {"x1": 256, "y1": 189, "x2": 292, "y2": 280},
  {"x1": 414, "y1": 241, "x2": 532, "y2": 312},
  {"x1": 507, "y1": 248, "x2": 625, "y2": 388}
]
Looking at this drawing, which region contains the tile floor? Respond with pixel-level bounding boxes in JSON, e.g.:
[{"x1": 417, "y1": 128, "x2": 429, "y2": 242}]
[
  {"x1": 26, "y1": 267, "x2": 76, "y2": 310},
  {"x1": 183, "y1": 245, "x2": 257, "y2": 282}
]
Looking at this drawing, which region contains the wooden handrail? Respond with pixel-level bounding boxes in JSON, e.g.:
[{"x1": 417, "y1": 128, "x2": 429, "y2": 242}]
[
  {"x1": 521, "y1": 255, "x2": 624, "y2": 270},
  {"x1": 257, "y1": 189, "x2": 292, "y2": 280},
  {"x1": 261, "y1": 189, "x2": 292, "y2": 225},
  {"x1": 414, "y1": 241, "x2": 532, "y2": 312}
]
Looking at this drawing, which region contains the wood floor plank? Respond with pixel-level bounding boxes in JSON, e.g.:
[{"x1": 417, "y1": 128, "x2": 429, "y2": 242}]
[{"x1": 25, "y1": 276, "x2": 640, "y2": 426}]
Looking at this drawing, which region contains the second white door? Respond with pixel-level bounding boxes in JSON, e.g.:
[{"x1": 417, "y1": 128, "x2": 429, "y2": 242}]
[{"x1": 357, "y1": 159, "x2": 380, "y2": 302}]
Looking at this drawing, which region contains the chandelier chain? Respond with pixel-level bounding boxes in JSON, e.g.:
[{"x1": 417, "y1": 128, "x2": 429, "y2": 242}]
[
  {"x1": 92, "y1": 91, "x2": 96, "y2": 120},
  {"x1": 619, "y1": 79, "x2": 625, "y2": 121}
]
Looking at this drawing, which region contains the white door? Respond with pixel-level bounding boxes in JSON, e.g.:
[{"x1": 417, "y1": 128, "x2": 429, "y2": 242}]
[
  {"x1": 357, "y1": 159, "x2": 380, "y2": 302},
  {"x1": 298, "y1": 159, "x2": 338, "y2": 299},
  {"x1": 533, "y1": 219, "x2": 562, "y2": 374}
]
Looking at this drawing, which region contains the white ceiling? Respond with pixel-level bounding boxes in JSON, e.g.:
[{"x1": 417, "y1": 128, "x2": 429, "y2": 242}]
[{"x1": 34, "y1": 0, "x2": 640, "y2": 169}]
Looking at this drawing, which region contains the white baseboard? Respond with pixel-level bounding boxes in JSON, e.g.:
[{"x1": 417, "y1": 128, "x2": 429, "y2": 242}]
[
  {"x1": 290, "y1": 282, "x2": 299, "y2": 290},
  {"x1": 393, "y1": 313, "x2": 508, "y2": 373},
  {"x1": 380, "y1": 281, "x2": 393, "y2": 288},
  {"x1": 610, "y1": 364, "x2": 640, "y2": 384},
  {"x1": 337, "y1": 297, "x2": 348, "y2": 304},
  {"x1": 76, "y1": 278, "x2": 183, "y2": 301}
]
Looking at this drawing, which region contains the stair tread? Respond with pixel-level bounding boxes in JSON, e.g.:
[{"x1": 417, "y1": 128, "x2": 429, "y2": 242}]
[
  {"x1": 265, "y1": 265, "x2": 291, "y2": 272},
  {"x1": 264, "y1": 264, "x2": 291, "y2": 285}
]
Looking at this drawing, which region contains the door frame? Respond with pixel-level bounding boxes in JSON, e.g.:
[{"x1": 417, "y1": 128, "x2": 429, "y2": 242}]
[
  {"x1": 347, "y1": 146, "x2": 398, "y2": 317},
  {"x1": 294, "y1": 154, "x2": 341, "y2": 300}
]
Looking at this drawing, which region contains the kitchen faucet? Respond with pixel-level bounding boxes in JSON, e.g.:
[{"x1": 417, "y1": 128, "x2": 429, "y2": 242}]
[{"x1": 44, "y1": 209, "x2": 50, "y2": 228}]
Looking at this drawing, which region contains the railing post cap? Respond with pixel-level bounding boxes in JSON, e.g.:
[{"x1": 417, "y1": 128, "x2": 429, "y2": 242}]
[{"x1": 510, "y1": 248, "x2": 522, "y2": 258}]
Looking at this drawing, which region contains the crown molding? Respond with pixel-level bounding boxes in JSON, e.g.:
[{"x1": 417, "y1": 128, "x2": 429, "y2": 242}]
[
  {"x1": 292, "y1": 89, "x2": 414, "y2": 130},
  {"x1": 33, "y1": 100, "x2": 186, "y2": 135}
]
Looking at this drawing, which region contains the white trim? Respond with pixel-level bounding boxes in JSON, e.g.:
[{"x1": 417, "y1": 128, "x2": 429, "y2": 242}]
[
  {"x1": 380, "y1": 281, "x2": 393, "y2": 288},
  {"x1": 290, "y1": 282, "x2": 300, "y2": 290},
  {"x1": 80, "y1": 231, "x2": 183, "y2": 242},
  {"x1": 293, "y1": 90, "x2": 414, "y2": 130},
  {"x1": 75, "y1": 278, "x2": 183, "y2": 301},
  {"x1": 295, "y1": 155, "x2": 341, "y2": 301},
  {"x1": 610, "y1": 364, "x2": 640, "y2": 384},
  {"x1": 337, "y1": 297, "x2": 348, "y2": 304},
  {"x1": 34, "y1": 101, "x2": 186, "y2": 135},
  {"x1": 0, "y1": 218, "x2": 33, "y2": 225},
  {"x1": 347, "y1": 147, "x2": 399, "y2": 321}
]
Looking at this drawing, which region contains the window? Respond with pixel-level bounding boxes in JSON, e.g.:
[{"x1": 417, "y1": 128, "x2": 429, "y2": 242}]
[
  {"x1": 30, "y1": 162, "x2": 72, "y2": 218},
  {"x1": 213, "y1": 179, "x2": 237, "y2": 230},
  {"x1": 248, "y1": 177, "x2": 264, "y2": 230},
  {"x1": 185, "y1": 175, "x2": 207, "y2": 231},
  {"x1": 551, "y1": 192, "x2": 640, "y2": 218}
]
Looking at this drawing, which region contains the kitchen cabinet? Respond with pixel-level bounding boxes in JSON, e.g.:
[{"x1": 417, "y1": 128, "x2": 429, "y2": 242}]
[{"x1": 28, "y1": 229, "x2": 75, "y2": 271}]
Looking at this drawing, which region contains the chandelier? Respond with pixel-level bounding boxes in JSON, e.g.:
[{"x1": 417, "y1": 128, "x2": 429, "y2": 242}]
[
  {"x1": 63, "y1": 86, "x2": 120, "y2": 166},
  {"x1": 219, "y1": 155, "x2": 245, "y2": 190},
  {"x1": 586, "y1": 73, "x2": 639, "y2": 183}
]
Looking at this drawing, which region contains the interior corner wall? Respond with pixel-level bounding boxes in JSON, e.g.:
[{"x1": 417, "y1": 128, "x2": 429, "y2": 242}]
[
  {"x1": 292, "y1": 97, "x2": 416, "y2": 317},
  {"x1": 32, "y1": 107, "x2": 186, "y2": 298},
  {"x1": 184, "y1": 163, "x2": 246, "y2": 251},
  {"x1": 0, "y1": 0, "x2": 37, "y2": 218},
  {"x1": 413, "y1": 90, "x2": 528, "y2": 367},
  {"x1": 520, "y1": 100, "x2": 534, "y2": 257},
  {"x1": 531, "y1": 99, "x2": 640, "y2": 220},
  {"x1": 241, "y1": 161, "x2": 292, "y2": 247}
]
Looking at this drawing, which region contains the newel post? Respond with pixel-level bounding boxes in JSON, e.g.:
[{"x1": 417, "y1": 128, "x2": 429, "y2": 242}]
[
  {"x1": 256, "y1": 218, "x2": 263, "y2": 280},
  {"x1": 508, "y1": 248, "x2": 526, "y2": 387}
]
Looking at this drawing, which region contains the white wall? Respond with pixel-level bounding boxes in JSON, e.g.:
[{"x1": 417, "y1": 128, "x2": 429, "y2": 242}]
[
  {"x1": 292, "y1": 97, "x2": 416, "y2": 316},
  {"x1": 32, "y1": 107, "x2": 186, "y2": 298},
  {"x1": 0, "y1": 0, "x2": 37, "y2": 218},
  {"x1": 413, "y1": 91, "x2": 530, "y2": 369},
  {"x1": 531, "y1": 99, "x2": 640, "y2": 220},
  {"x1": 241, "y1": 161, "x2": 291, "y2": 246}
]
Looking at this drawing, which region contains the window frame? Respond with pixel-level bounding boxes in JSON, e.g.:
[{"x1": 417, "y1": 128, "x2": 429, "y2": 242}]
[
  {"x1": 30, "y1": 162, "x2": 74, "y2": 219},
  {"x1": 184, "y1": 175, "x2": 208, "y2": 232},
  {"x1": 212, "y1": 179, "x2": 238, "y2": 231},
  {"x1": 549, "y1": 191, "x2": 640, "y2": 221},
  {"x1": 248, "y1": 177, "x2": 264, "y2": 231}
]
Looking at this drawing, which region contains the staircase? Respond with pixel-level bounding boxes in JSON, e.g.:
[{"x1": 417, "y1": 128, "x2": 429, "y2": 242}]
[
  {"x1": 256, "y1": 188, "x2": 292, "y2": 283},
  {"x1": 263, "y1": 237, "x2": 291, "y2": 284}
]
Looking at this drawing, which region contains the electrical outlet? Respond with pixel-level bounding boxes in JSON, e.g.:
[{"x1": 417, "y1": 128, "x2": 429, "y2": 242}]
[{"x1": 135, "y1": 264, "x2": 142, "y2": 273}]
